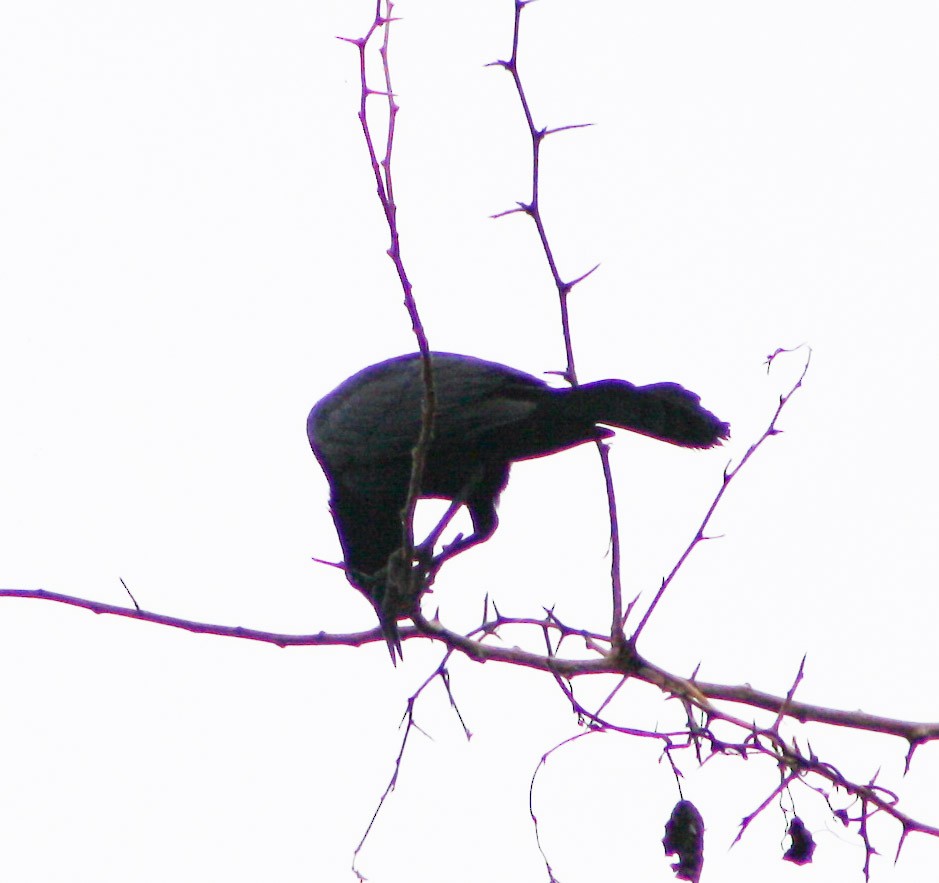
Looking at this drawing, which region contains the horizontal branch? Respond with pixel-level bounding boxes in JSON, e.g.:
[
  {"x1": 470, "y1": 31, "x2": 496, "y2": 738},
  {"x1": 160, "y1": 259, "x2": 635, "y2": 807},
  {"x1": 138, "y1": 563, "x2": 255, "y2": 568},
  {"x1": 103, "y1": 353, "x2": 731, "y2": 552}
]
[
  {"x1": 5, "y1": 586, "x2": 937, "y2": 752},
  {"x1": 0, "y1": 587, "x2": 410, "y2": 649},
  {"x1": 694, "y1": 679, "x2": 939, "y2": 744}
]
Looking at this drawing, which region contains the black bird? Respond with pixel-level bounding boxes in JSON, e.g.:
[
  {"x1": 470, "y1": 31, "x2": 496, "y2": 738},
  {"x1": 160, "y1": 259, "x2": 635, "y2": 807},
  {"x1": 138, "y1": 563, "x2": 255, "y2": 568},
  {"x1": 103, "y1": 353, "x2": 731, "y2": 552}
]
[{"x1": 308, "y1": 352, "x2": 728, "y2": 659}]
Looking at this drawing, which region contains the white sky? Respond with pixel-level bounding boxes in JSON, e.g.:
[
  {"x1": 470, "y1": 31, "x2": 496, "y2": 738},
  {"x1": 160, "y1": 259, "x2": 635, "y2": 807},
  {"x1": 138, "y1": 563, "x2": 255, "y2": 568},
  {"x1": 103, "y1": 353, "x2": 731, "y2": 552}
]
[{"x1": 2, "y1": 2, "x2": 938, "y2": 881}]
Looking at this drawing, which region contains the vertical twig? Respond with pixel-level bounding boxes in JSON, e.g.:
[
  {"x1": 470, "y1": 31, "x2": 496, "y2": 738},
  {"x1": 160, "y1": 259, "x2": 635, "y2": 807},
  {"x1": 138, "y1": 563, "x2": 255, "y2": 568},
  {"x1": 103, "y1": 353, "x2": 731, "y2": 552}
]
[
  {"x1": 490, "y1": 1, "x2": 598, "y2": 384},
  {"x1": 490, "y1": 1, "x2": 621, "y2": 648},
  {"x1": 339, "y1": 1, "x2": 435, "y2": 652}
]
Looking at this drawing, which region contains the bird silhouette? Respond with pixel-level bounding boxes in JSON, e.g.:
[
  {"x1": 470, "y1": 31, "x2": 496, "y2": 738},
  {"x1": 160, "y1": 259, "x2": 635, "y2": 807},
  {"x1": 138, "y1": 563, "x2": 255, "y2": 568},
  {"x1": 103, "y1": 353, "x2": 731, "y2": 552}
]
[{"x1": 308, "y1": 352, "x2": 728, "y2": 660}]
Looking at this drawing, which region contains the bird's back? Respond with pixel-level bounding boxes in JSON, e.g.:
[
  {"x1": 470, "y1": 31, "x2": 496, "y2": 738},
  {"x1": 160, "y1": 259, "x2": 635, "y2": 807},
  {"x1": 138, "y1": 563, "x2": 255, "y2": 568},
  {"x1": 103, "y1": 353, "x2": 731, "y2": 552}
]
[
  {"x1": 308, "y1": 353, "x2": 557, "y2": 488},
  {"x1": 307, "y1": 351, "x2": 728, "y2": 654}
]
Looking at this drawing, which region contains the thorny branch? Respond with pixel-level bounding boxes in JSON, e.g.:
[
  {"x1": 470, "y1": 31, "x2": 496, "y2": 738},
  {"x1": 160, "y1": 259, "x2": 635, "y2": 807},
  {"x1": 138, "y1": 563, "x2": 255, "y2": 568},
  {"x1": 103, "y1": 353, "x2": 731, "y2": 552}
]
[
  {"x1": 629, "y1": 345, "x2": 812, "y2": 643},
  {"x1": 5, "y1": 563, "x2": 939, "y2": 877},
  {"x1": 3, "y1": 2, "x2": 937, "y2": 881},
  {"x1": 488, "y1": 0, "x2": 625, "y2": 654},
  {"x1": 350, "y1": 649, "x2": 466, "y2": 881},
  {"x1": 6, "y1": 578, "x2": 939, "y2": 750},
  {"x1": 338, "y1": 0, "x2": 435, "y2": 660}
]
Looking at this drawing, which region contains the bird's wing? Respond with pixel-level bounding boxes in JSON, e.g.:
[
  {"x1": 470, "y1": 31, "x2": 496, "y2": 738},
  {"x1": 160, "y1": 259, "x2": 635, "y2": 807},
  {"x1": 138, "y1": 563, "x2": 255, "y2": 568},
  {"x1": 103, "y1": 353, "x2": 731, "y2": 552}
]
[
  {"x1": 432, "y1": 357, "x2": 544, "y2": 446},
  {"x1": 309, "y1": 353, "x2": 548, "y2": 468}
]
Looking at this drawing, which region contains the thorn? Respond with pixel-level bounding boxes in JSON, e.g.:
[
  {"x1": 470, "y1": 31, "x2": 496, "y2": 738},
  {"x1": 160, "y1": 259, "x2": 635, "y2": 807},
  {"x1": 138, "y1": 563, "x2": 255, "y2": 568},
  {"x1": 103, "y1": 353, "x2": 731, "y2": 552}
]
[
  {"x1": 544, "y1": 122, "x2": 596, "y2": 136},
  {"x1": 336, "y1": 35, "x2": 366, "y2": 48},
  {"x1": 119, "y1": 577, "x2": 140, "y2": 611},
  {"x1": 490, "y1": 205, "x2": 528, "y2": 220},
  {"x1": 566, "y1": 263, "x2": 601, "y2": 288}
]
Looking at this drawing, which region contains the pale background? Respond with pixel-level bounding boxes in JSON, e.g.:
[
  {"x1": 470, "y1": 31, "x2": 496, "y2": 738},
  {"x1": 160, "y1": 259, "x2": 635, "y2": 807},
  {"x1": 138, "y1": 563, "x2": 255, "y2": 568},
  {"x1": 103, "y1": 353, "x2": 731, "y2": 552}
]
[{"x1": 2, "y1": 2, "x2": 938, "y2": 881}]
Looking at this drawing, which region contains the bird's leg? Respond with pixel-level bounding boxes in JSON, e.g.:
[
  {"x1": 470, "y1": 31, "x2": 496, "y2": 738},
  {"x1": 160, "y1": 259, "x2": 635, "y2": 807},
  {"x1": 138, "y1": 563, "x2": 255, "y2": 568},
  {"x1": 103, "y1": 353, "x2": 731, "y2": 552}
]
[
  {"x1": 415, "y1": 467, "x2": 504, "y2": 586},
  {"x1": 413, "y1": 467, "x2": 490, "y2": 570},
  {"x1": 430, "y1": 493, "x2": 499, "y2": 571},
  {"x1": 415, "y1": 498, "x2": 465, "y2": 561},
  {"x1": 377, "y1": 495, "x2": 468, "y2": 651}
]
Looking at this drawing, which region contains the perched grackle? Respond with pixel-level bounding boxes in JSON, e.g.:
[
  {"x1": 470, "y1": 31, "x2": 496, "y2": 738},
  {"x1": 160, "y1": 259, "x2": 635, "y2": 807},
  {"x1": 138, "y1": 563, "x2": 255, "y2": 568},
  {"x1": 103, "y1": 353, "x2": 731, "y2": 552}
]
[{"x1": 308, "y1": 352, "x2": 728, "y2": 660}]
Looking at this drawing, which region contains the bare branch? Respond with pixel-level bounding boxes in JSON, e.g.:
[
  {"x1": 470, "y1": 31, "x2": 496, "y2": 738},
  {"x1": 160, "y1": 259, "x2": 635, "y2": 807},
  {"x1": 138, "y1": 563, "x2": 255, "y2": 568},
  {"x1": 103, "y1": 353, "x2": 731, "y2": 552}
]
[
  {"x1": 489, "y1": 0, "x2": 598, "y2": 382},
  {"x1": 529, "y1": 731, "x2": 596, "y2": 883},
  {"x1": 340, "y1": 0, "x2": 436, "y2": 660},
  {"x1": 630, "y1": 346, "x2": 813, "y2": 643},
  {"x1": 352, "y1": 658, "x2": 441, "y2": 877},
  {"x1": 491, "y1": 0, "x2": 628, "y2": 659}
]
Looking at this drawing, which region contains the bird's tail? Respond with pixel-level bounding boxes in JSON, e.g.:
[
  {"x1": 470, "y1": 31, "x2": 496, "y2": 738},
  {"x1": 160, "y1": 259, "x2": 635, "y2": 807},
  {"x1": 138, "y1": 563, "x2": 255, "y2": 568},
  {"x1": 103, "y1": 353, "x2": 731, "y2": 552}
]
[{"x1": 569, "y1": 380, "x2": 729, "y2": 448}]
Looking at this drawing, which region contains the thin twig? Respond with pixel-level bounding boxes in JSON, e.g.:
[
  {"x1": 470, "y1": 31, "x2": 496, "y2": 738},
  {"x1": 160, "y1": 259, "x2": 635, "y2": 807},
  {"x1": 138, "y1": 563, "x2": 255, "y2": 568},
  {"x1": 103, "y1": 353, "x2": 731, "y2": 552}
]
[
  {"x1": 351, "y1": 661, "x2": 441, "y2": 877},
  {"x1": 528, "y1": 731, "x2": 597, "y2": 883},
  {"x1": 490, "y1": 0, "x2": 625, "y2": 653},
  {"x1": 630, "y1": 346, "x2": 812, "y2": 643},
  {"x1": 339, "y1": 1, "x2": 435, "y2": 658}
]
